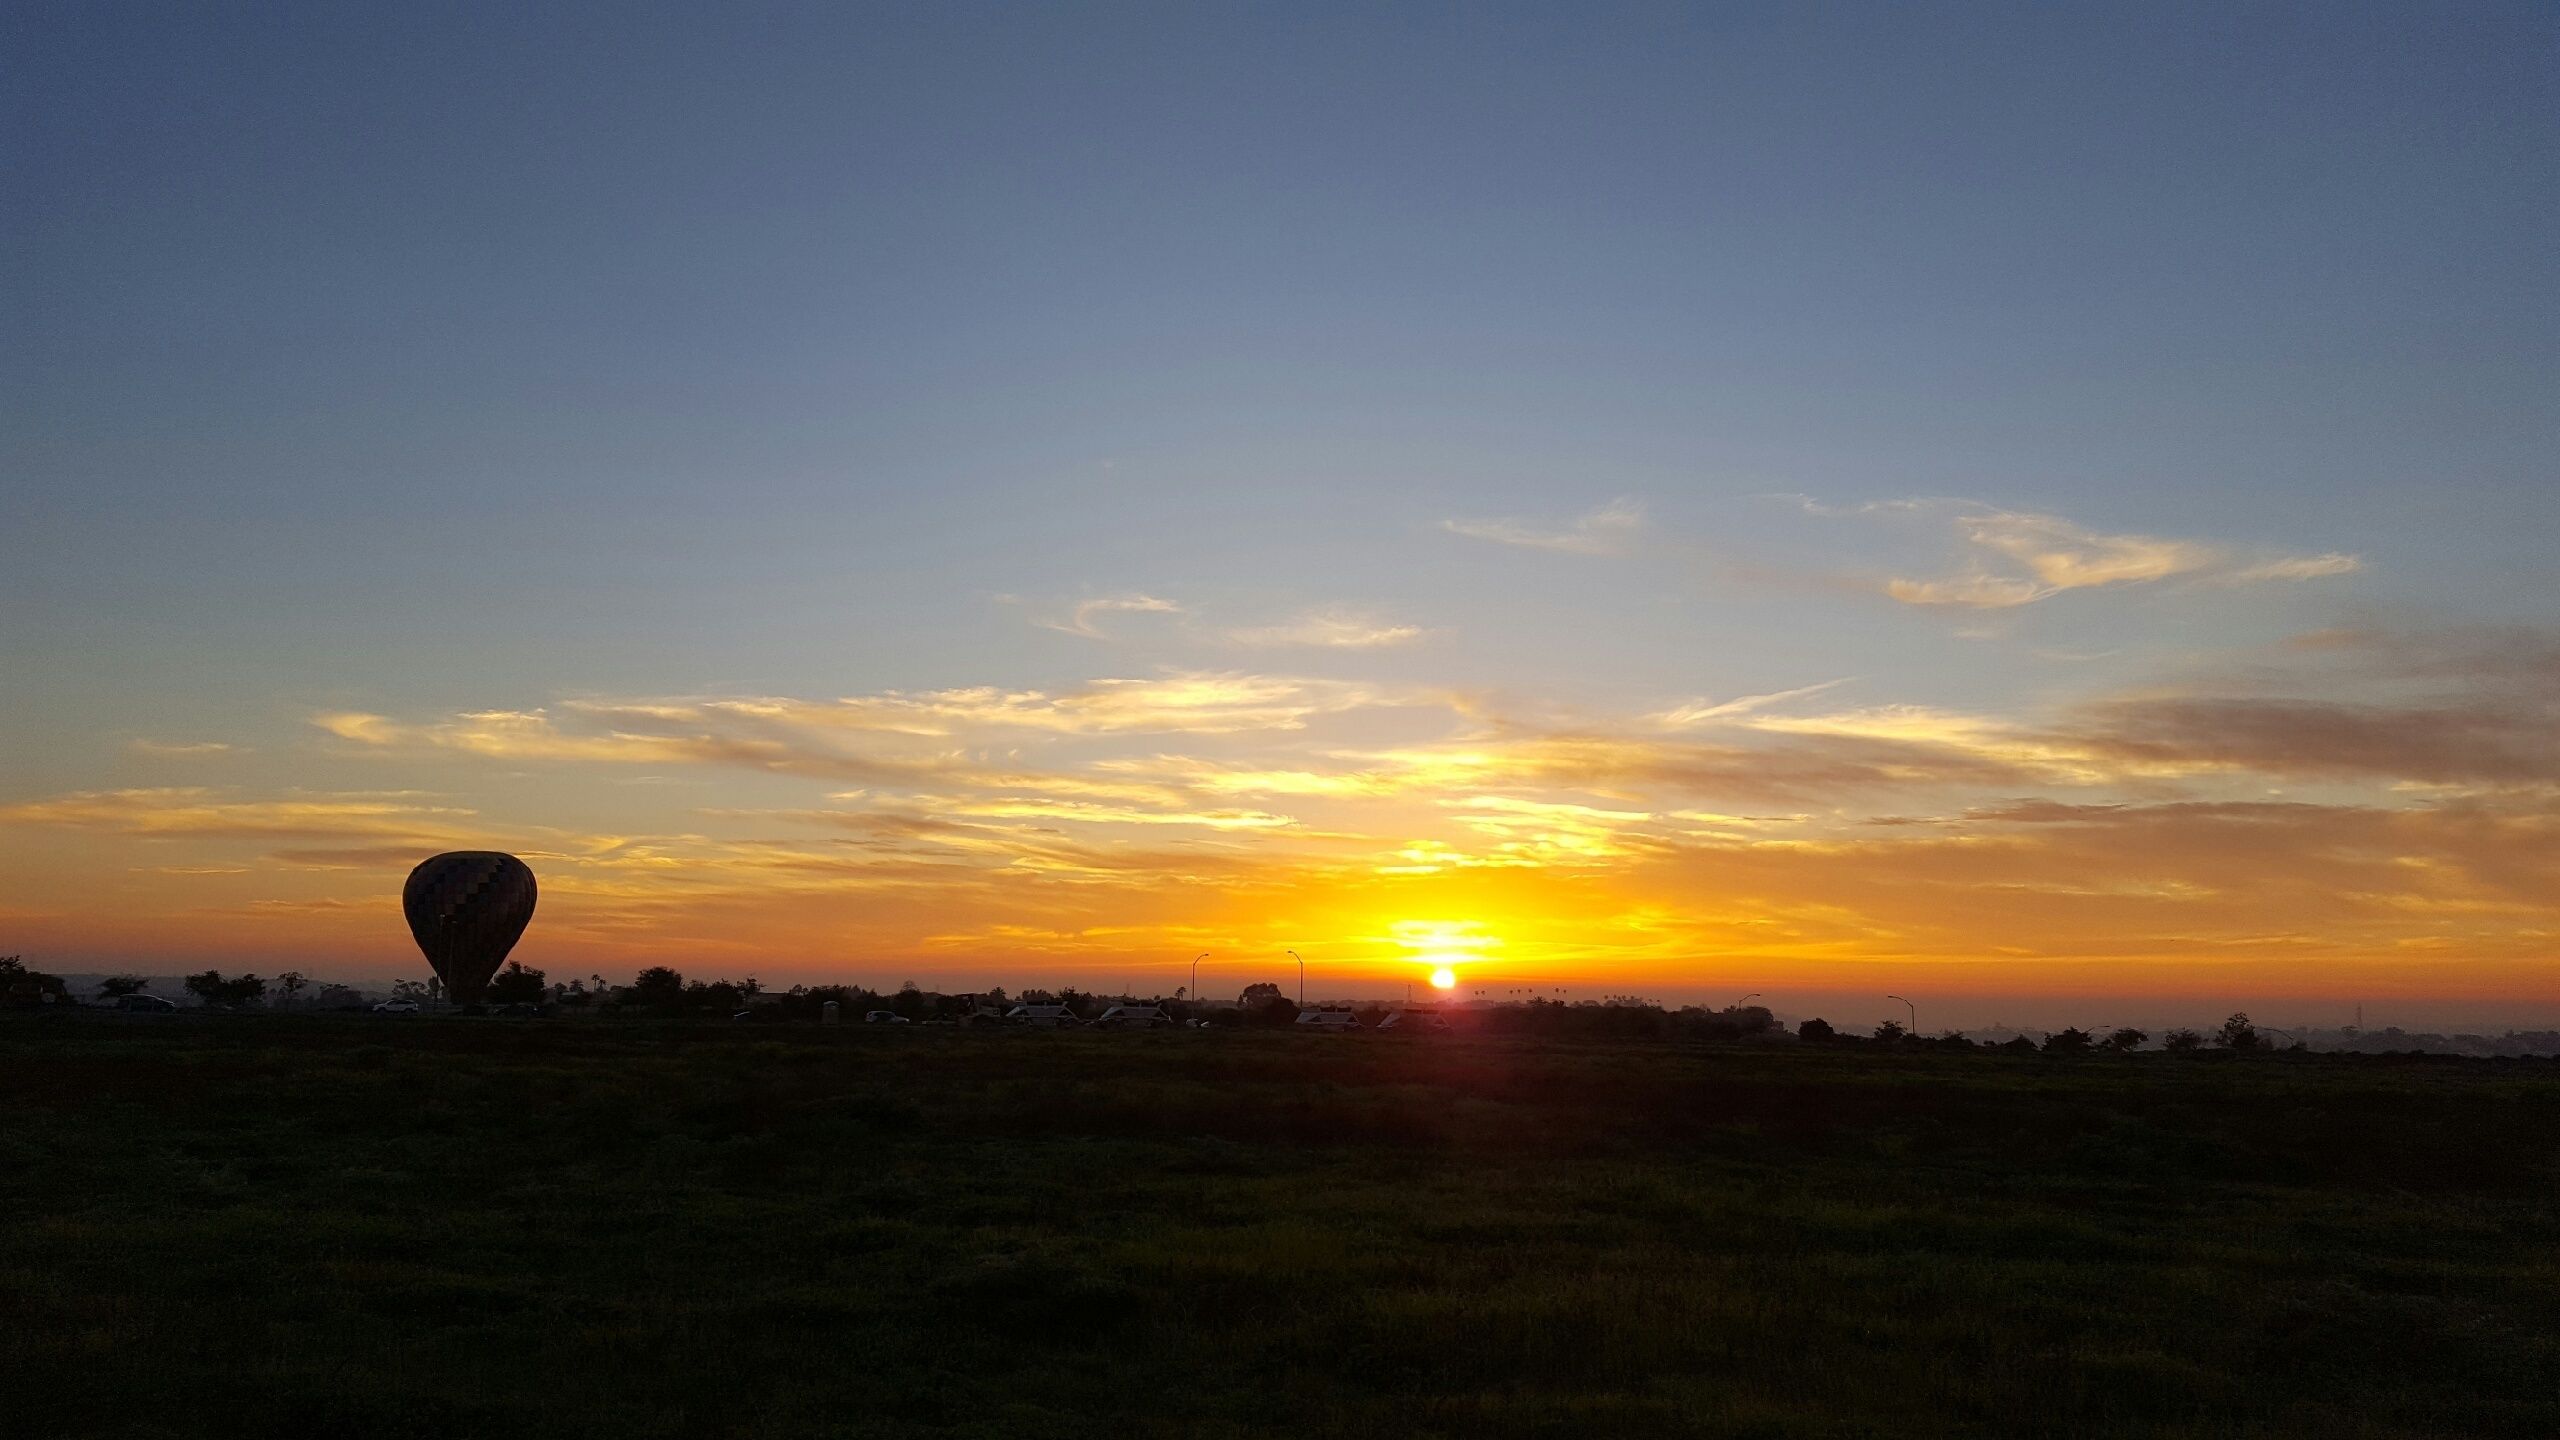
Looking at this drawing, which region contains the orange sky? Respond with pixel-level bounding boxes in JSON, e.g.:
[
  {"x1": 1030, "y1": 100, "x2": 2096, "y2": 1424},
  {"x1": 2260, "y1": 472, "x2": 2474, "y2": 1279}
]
[{"x1": 7, "y1": 613, "x2": 2557, "y2": 1030}]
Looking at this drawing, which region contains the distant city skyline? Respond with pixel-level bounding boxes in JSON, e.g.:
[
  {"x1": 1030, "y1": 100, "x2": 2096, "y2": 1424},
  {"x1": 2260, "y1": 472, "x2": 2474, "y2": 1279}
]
[{"x1": 7, "y1": 5, "x2": 2556, "y2": 1029}]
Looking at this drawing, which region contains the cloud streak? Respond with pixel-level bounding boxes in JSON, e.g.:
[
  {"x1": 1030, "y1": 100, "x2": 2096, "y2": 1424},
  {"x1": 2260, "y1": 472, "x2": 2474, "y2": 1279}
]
[
  {"x1": 1444, "y1": 497, "x2": 1645, "y2": 555},
  {"x1": 0, "y1": 788, "x2": 475, "y2": 842},
  {"x1": 1226, "y1": 609, "x2": 1426, "y2": 649},
  {"x1": 1651, "y1": 679, "x2": 1852, "y2": 729},
  {"x1": 129, "y1": 739, "x2": 239, "y2": 758},
  {"x1": 1805, "y1": 500, "x2": 2363, "y2": 608},
  {"x1": 1036, "y1": 593, "x2": 1183, "y2": 640}
]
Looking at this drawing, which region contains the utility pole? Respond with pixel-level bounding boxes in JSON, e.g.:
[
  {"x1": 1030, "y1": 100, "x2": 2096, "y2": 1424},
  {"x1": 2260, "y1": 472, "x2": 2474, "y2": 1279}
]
[
  {"x1": 1287, "y1": 950, "x2": 1304, "y2": 1006},
  {"x1": 1885, "y1": 993, "x2": 1916, "y2": 1033},
  {"x1": 1190, "y1": 952, "x2": 1209, "y2": 1003}
]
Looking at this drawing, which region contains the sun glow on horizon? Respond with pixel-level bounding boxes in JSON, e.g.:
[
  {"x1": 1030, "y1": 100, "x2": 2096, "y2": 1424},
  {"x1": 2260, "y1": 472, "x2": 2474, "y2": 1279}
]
[{"x1": 1393, "y1": 919, "x2": 1493, "y2": 995}]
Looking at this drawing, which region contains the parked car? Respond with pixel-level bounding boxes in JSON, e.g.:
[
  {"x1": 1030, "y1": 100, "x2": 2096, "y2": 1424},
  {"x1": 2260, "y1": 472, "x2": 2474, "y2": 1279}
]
[
  {"x1": 371, "y1": 999, "x2": 422, "y2": 1015},
  {"x1": 864, "y1": 1010, "x2": 911, "y2": 1024},
  {"x1": 106, "y1": 994, "x2": 178, "y2": 1013}
]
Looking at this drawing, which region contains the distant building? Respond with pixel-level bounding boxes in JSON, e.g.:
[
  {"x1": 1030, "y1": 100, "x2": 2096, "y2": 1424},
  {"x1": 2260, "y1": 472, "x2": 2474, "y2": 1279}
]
[
  {"x1": 1006, "y1": 1004, "x2": 1080, "y2": 1028},
  {"x1": 1093, "y1": 1004, "x2": 1171, "y2": 1029},
  {"x1": 1377, "y1": 1007, "x2": 1450, "y2": 1031},
  {"x1": 1295, "y1": 1009, "x2": 1359, "y2": 1031}
]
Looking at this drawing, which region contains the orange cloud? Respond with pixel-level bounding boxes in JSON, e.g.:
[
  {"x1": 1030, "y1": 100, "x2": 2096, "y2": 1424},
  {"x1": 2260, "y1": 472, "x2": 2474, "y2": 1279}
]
[{"x1": 6, "y1": 625, "x2": 2553, "y2": 1018}]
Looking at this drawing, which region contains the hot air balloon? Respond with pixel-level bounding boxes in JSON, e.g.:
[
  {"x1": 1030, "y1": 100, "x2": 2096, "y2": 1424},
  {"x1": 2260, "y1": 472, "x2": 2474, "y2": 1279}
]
[{"x1": 403, "y1": 852, "x2": 537, "y2": 1008}]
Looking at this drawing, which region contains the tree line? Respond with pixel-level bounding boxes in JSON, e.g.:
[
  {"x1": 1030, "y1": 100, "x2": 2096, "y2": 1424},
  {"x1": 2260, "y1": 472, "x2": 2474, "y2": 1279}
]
[{"x1": 1797, "y1": 1012, "x2": 2289, "y2": 1054}]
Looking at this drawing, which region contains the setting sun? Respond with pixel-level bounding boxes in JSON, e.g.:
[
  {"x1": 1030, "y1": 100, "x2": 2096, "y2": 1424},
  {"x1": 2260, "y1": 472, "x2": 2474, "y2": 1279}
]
[{"x1": 1428, "y1": 967, "x2": 1457, "y2": 991}]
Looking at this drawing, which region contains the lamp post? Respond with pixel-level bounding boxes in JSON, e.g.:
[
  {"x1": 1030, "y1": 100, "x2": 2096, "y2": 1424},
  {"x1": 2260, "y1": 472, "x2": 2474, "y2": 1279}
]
[
  {"x1": 1739, "y1": 992, "x2": 1762, "y2": 1009},
  {"x1": 1287, "y1": 950, "x2": 1304, "y2": 1006},
  {"x1": 1189, "y1": 952, "x2": 1209, "y2": 1002},
  {"x1": 1885, "y1": 993, "x2": 1916, "y2": 1034}
]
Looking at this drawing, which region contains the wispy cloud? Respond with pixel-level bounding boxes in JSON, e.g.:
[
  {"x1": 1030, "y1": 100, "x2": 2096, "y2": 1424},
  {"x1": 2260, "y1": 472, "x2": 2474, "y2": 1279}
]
[
  {"x1": 0, "y1": 788, "x2": 475, "y2": 842},
  {"x1": 317, "y1": 675, "x2": 1413, "y2": 781},
  {"x1": 1443, "y1": 497, "x2": 1645, "y2": 555},
  {"x1": 129, "y1": 739, "x2": 238, "y2": 757},
  {"x1": 1036, "y1": 593, "x2": 1183, "y2": 640},
  {"x1": 1803, "y1": 499, "x2": 2363, "y2": 608},
  {"x1": 1227, "y1": 608, "x2": 1426, "y2": 649},
  {"x1": 2223, "y1": 553, "x2": 2365, "y2": 584},
  {"x1": 1651, "y1": 679, "x2": 1851, "y2": 729},
  {"x1": 2067, "y1": 695, "x2": 2560, "y2": 787}
]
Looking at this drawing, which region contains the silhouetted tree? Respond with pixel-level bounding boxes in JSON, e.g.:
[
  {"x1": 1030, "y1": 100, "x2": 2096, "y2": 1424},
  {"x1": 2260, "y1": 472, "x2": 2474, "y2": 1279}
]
[
  {"x1": 2103, "y1": 1027, "x2": 2147, "y2": 1053},
  {"x1": 1798, "y1": 1017, "x2": 1836, "y2": 1043},
  {"x1": 1673, "y1": 1005, "x2": 1776, "y2": 1043},
  {"x1": 623, "y1": 966, "x2": 687, "y2": 1009},
  {"x1": 1872, "y1": 1019, "x2": 1907, "y2": 1045},
  {"x1": 274, "y1": 971, "x2": 309, "y2": 1007},
  {"x1": 2216, "y1": 1012, "x2": 2262, "y2": 1051},
  {"x1": 486, "y1": 961, "x2": 547, "y2": 1005},
  {"x1": 2042, "y1": 1027, "x2": 2093, "y2": 1055},
  {"x1": 183, "y1": 970, "x2": 266, "y2": 1008},
  {"x1": 1996, "y1": 1035, "x2": 2038, "y2": 1055},
  {"x1": 683, "y1": 977, "x2": 748, "y2": 1014},
  {"x1": 0, "y1": 956, "x2": 67, "y2": 1007},
  {"x1": 97, "y1": 975, "x2": 148, "y2": 998},
  {"x1": 2162, "y1": 1027, "x2": 2204, "y2": 1053}
]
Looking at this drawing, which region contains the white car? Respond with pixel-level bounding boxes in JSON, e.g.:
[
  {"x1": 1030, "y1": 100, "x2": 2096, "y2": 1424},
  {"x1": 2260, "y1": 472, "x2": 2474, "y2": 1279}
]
[
  {"x1": 372, "y1": 999, "x2": 422, "y2": 1015},
  {"x1": 864, "y1": 1010, "x2": 911, "y2": 1024}
]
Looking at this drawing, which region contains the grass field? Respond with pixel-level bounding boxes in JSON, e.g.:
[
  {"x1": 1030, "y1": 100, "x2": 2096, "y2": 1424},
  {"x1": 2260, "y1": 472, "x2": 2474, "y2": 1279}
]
[{"x1": 5, "y1": 1016, "x2": 2555, "y2": 1439}]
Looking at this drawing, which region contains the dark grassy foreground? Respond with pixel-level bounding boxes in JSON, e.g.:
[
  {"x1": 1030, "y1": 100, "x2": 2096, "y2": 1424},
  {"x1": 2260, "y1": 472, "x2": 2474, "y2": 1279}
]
[{"x1": 5, "y1": 1018, "x2": 2556, "y2": 1440}]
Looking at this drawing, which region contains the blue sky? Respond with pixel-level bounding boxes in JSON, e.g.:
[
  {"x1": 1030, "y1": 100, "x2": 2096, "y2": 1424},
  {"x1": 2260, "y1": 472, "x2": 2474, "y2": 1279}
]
[{"x1": 5, "y1": 4, "x2": 2556, "y2": 1026}]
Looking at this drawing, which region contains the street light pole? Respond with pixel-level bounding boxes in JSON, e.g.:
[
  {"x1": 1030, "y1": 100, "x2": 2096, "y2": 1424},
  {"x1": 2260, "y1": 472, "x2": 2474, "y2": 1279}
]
[
  {"x1": 1739, "y1": 992, "x2": 1762, "y2": 1009},
  {"x1": 1885, "y1": 993, "x2": 1916, "y2": 1033},
  {"x1": 1190, "y1": 952, "x2": 1209, "y2": 1002},
  {"x1": 1287, "y1": 950, "x2": 1304, "y2": 1006}
]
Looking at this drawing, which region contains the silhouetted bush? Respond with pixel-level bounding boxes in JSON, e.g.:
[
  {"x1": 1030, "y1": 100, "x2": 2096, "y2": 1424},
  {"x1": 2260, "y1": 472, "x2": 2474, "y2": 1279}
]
[
  {"x1": 182, "y1": 970, "x2": 266, "y2": 1009},
  {"x1": 486, "y1": 962, "x2": 547, "y2": 1006}
]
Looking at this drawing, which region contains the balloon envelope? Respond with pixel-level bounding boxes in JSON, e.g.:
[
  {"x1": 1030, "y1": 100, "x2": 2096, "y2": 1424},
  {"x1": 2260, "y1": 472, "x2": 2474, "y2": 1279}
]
[{"x1": 403, "y1": 852, "x2": 537, "y2": 1006}]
